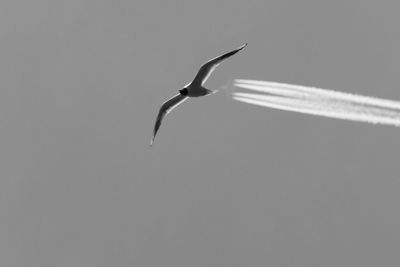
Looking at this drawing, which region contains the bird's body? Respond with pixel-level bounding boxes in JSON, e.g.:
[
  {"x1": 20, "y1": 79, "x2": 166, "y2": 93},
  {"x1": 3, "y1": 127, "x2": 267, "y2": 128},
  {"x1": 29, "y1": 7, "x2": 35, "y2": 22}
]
[
  {"x1": 180, "y1": 84, "x2": 214, "y2": 97},
  {"x1": 150, "y1": 43, "x2": 247, "y2": 146}
]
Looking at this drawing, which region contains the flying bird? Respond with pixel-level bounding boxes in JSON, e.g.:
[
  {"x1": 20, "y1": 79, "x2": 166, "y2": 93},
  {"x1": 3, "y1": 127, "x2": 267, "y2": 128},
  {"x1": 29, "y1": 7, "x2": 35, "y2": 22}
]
[{"x1": 150, "y1": 43, "x2": 247, "y2": 146}]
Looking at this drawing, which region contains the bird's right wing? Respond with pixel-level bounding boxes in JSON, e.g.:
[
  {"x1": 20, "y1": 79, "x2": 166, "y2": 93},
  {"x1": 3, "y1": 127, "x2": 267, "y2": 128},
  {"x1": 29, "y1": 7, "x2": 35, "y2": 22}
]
[
  {"x1": 192, "y1": 43, "x2": 247, "y2": 86},
  {"x1": 150, "y1": 94, "x2": 188, "y2": 146}
]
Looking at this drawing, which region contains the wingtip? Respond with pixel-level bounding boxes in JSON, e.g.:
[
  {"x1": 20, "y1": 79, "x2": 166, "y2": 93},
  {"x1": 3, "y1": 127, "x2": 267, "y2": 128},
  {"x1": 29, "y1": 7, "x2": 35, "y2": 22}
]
[
  {"x1": 149, "y1": 138, "x2": 154, "y2": 147},
  {"x1": 240, "y1": 43, "x2": 248, "y2": 49}
]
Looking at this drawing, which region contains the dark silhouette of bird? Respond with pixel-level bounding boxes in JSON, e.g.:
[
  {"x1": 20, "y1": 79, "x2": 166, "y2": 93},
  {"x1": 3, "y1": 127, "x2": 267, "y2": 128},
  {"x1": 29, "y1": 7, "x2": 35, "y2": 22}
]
[{"x1": 150, "y1": 43, "x2": 247, "y2": 146}]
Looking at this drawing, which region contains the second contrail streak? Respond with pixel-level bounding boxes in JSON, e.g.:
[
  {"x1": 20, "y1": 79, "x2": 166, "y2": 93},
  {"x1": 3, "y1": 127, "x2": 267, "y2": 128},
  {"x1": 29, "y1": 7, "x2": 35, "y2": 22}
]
[{"x1": 233, "y1": 79, "x2": 400, "y2": 127}]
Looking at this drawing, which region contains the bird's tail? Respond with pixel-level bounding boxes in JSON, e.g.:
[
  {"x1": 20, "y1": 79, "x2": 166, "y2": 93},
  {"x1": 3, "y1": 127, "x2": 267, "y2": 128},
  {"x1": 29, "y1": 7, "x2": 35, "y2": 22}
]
[{"x1": 205, "y1": 88, "x2": 218, "y2": 95}]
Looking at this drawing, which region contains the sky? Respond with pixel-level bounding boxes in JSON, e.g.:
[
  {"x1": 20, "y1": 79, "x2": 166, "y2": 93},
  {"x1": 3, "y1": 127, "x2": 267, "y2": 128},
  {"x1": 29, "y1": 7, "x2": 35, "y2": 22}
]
[{"x1": 1, "y1": 0, "x2": 400, "y2": 266}]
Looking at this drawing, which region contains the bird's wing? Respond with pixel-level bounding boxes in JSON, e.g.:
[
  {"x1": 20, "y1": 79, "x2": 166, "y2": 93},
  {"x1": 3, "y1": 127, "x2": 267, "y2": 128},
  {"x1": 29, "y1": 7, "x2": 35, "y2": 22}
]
[
  {"x1": 150, "y1": 94, "x2": 188, "y2": 146},
  {"x1": 192, "y1": 43, "x2": 247, "y2": 86}
]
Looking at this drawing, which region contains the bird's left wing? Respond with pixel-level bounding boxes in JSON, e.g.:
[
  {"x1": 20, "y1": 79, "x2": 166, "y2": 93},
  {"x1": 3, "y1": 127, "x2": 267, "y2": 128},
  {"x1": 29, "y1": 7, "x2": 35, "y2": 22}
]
[
  {"x1": 192, "y1": 43, "x2": 247, "y2": 86},
  {"x1": 150, "y1": 93, "x2": 188, "y2": 146}
]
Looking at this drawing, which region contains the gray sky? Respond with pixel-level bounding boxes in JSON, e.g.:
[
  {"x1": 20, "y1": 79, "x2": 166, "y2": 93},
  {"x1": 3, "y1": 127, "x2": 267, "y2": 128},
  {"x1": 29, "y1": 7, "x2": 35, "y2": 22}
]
[{"x1": 2, "y1": 0, "x2": 400, "y2": 266}]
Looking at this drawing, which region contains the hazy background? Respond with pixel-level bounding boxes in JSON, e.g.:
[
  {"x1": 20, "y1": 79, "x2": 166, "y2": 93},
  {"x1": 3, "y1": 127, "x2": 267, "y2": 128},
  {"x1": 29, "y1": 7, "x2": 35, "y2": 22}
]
[{"x1": 1, "y1": 0, "x2": 400, "y2": 266}]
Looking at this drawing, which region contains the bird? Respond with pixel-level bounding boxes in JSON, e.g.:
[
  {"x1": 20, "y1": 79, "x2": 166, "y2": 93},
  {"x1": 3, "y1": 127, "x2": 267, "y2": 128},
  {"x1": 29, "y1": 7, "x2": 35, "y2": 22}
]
[{"x1": 150, "y1": 43, "x2": 247, "y2": 146}]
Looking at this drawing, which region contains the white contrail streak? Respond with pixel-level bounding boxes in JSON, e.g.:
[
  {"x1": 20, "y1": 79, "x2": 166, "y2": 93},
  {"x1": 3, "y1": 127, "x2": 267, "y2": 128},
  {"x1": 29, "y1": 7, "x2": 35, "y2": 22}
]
[
  {"x1": 235, "y1": 79, "x2": 400, "y2": 110},
  {"x1": 233, "y1": 79, "x2": 400, "y2": 127}
]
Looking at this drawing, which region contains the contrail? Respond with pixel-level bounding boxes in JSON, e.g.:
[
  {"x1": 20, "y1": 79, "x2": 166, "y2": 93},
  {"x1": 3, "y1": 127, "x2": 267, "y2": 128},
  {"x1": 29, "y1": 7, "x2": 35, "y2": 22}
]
[{"x1": 233, "y1": 79, "x2": 400, "y2": 127}]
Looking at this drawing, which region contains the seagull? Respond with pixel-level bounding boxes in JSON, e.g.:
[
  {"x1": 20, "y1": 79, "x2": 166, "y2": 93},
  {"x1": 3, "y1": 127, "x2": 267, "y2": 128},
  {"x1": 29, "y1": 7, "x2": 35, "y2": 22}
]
[{"x1": 150, "y1": 43, "x2": 247, "y2": 146}]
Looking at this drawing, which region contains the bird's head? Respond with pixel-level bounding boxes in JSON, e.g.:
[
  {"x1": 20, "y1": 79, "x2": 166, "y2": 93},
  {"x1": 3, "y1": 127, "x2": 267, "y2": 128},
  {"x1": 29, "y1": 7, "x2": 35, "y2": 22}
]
[{"x1": 179, "y1": 88, "x2": 188, "y2": 96}]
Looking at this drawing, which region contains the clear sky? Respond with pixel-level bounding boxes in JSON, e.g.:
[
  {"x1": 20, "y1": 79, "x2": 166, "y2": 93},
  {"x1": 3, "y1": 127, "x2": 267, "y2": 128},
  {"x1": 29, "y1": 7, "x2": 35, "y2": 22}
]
[{"x1": 1, "y1": 0, "x2": 400, "y2": 266}]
